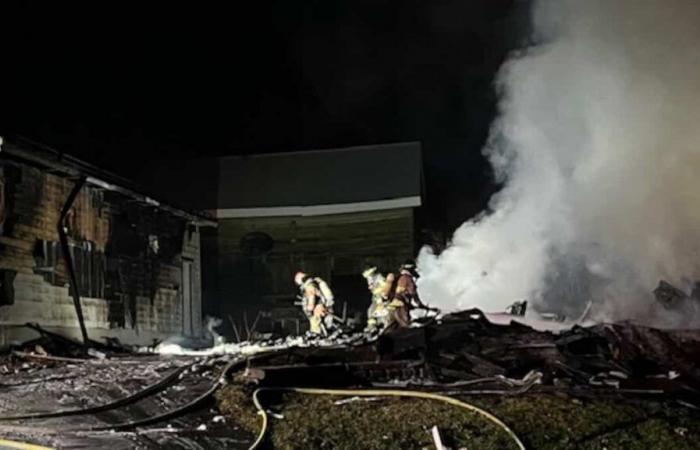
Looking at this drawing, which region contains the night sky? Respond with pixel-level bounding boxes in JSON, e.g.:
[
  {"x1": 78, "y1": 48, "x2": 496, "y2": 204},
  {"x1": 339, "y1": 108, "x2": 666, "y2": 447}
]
[{"x1": 1, "y1": 1, "x2": 530, "y2": 234}]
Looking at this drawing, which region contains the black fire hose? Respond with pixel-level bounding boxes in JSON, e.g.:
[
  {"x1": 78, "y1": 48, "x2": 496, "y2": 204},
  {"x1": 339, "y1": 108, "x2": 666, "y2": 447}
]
[{"x1": 0, "y1": 363, "x2": 191, "y2": 421}]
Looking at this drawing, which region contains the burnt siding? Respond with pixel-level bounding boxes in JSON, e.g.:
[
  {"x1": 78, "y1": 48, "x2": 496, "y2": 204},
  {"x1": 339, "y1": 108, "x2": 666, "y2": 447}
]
[{"x1": 0, "y1": 160, "x2": 200, "y2": 337}]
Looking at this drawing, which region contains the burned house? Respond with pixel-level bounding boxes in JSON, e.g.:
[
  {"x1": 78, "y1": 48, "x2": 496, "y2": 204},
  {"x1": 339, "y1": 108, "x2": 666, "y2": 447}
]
[
  {"x1": 0, "y1": 137, "x2": 215, "y2": 345},
  {"x1": 150, "y1": 142, "x2": 423, "y2": 333}
]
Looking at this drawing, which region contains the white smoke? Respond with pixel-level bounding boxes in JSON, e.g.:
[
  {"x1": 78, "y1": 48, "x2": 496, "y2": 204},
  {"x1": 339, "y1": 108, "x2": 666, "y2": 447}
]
[{"x1": 418, "y1": 0, "x2": 700, "y2": 325}]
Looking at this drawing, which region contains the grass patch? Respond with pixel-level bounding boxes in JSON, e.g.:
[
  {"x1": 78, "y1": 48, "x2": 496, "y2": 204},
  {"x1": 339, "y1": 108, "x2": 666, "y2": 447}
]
[{"x1": 216, "y1": 385, "x2": 700, "y2": 449}]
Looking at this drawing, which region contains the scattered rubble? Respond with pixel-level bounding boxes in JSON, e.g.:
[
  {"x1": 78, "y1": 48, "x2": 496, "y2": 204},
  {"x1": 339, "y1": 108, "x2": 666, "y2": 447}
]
[
  {"x1": 0, "y1": 351, "x2": 246, "y2": 449},
  {"x1": 1, "y1": 307, "x2": 700, "y2": 449},
  {"x1": 216, "y1": 308, "x2": 700, "y2": 448}
]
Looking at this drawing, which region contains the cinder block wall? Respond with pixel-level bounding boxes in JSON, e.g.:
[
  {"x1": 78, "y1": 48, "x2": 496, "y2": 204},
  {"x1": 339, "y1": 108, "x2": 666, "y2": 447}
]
[{"x1": 4, "y1": 272, "x2": 110, "y2": 329}]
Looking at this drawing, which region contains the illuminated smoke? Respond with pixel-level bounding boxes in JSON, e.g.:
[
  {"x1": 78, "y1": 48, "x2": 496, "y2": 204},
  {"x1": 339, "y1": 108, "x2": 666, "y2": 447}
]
[{"x1": 418, "y1": 0, "x2": 700, "y2": 326}]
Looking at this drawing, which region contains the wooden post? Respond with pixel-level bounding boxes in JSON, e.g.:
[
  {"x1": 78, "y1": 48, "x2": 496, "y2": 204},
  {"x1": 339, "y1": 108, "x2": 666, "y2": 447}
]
[
  {"x1": 249, "y1": 311, "x2": 262, "y2": 339},
  {"x1": 243, "y1": 310, "x2": 250, "y2": 341},
  {"x1": 228, "y1": 314, "x2": 241, "y2": 343}
]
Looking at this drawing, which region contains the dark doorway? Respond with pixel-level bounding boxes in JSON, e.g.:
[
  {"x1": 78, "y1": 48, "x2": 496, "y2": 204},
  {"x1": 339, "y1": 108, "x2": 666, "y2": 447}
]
[{"x1": 331, "y1": 273, "x2": 369, "y2": 324}]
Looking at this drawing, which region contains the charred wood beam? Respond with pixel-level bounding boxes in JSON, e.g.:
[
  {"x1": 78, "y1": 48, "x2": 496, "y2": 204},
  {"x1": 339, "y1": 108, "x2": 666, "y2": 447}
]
[
  {"x1": 24, "y1": 322, "x2": 85, "y2": 347},
  {"x1": 58, "y1": 176, "x2": 89, "y2": 345},
  {"x1": 12, "y1": 350, "x2": 89, "y2": 364},
  {"x1": 243, "y1": 359, "x2": 425, "y2": 387}
]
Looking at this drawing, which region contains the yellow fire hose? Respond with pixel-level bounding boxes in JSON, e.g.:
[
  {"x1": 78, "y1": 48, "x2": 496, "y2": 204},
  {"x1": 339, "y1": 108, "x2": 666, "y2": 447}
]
[
  {"x1": 249, "y1": 387, "x2": 526, "y2": 450},
  {"x1": 0, "y1": 438, "x2": 54, "y2": 450}
]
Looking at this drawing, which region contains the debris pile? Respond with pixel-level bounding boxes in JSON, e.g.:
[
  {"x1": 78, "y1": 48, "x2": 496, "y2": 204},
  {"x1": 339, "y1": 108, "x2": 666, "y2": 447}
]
[
  {"x1": 1, "y1": 307, "x2": 700, "y2": 449},
  {"x1": 217, "y1": 308, "x2": 700, "y2": 448},
  {"x1": 234, "y1": 309, "x2": 700, "y2": 407}
]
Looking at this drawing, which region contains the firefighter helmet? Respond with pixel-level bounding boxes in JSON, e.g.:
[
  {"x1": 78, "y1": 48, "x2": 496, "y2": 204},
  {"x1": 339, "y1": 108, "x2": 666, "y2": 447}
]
[
  {"x1": 294, "y1": 271, "x2": 307, "y2": 286},
  {"x1": 362, "y1": 266, "x2": 378, "y2": 280}
]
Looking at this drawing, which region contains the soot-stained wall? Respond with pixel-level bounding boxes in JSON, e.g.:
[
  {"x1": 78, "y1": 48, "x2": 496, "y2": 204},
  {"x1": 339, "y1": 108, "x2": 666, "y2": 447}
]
[{"x1": 0, "y1": 159, "x2": 202, "y2": 344}]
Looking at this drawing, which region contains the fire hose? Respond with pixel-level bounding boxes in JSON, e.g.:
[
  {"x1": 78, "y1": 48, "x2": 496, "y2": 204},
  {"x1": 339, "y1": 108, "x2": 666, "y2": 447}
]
[
  {"x1": 0, "y1": 357, "x2": 246, "y2": 439},
  {"x1": 0, "y1": 363, "x2": 192, "y2": 421},
  {"x1": 87, "y1": 357, "x2": 242, "y2": 431},
  {"x1": 248, "y1": 387, "x2": 527, "y2": 450}
]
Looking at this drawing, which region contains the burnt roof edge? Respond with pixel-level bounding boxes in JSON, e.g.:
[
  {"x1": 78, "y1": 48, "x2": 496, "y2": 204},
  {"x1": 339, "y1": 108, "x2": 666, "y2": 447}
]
[{"x1": 0, "y1": 135, "x2": 217, "y2": 228}]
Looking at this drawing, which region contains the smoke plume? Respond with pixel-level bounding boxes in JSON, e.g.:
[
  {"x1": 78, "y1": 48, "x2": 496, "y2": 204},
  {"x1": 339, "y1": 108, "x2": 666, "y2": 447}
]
[{"x1": 417, "y1": 0, "x2": 700, "y2": 325}]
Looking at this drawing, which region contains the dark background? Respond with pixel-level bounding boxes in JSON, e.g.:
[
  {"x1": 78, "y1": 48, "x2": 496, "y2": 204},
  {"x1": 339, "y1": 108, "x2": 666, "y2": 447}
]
[{"x1": 0, "y1": 0, "x2": 530, "y2": 236}]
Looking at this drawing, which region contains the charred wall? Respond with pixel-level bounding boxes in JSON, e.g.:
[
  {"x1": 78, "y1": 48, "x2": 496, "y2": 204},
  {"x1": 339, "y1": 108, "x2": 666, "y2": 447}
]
[{"x1": 0, "y1": 158, "x2": 202, "y2": 343}]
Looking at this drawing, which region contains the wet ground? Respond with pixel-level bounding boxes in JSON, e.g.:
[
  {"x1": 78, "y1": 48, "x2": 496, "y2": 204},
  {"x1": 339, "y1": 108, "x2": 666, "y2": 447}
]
[{"x1": 0, "y1": 353, "x2": 251, "y2": 449}]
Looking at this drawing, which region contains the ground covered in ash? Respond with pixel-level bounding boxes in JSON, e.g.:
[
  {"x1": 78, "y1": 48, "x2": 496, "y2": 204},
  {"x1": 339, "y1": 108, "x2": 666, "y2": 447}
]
[
  {"x1": 3, "y1": 310, "x2": 700, "y2": 449},
  {"x1": 0, "y1": 352, "x2": 249, "y2": 449}
]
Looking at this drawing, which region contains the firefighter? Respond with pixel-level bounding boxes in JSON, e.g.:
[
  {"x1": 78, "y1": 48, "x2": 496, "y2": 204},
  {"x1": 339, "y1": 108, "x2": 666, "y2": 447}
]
[
  {"x1": 362, "y1": 266, "x2": 393, "y2": 333},
  {"x1": 384, "y1": 261, "x2": 419, "y2": 330},
  {"x1": 394, "y1": 261, "x2": 423, "y2": 309},
  {"x1": 294, "y1": 271, "x2": 335, "y2": 336}
]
